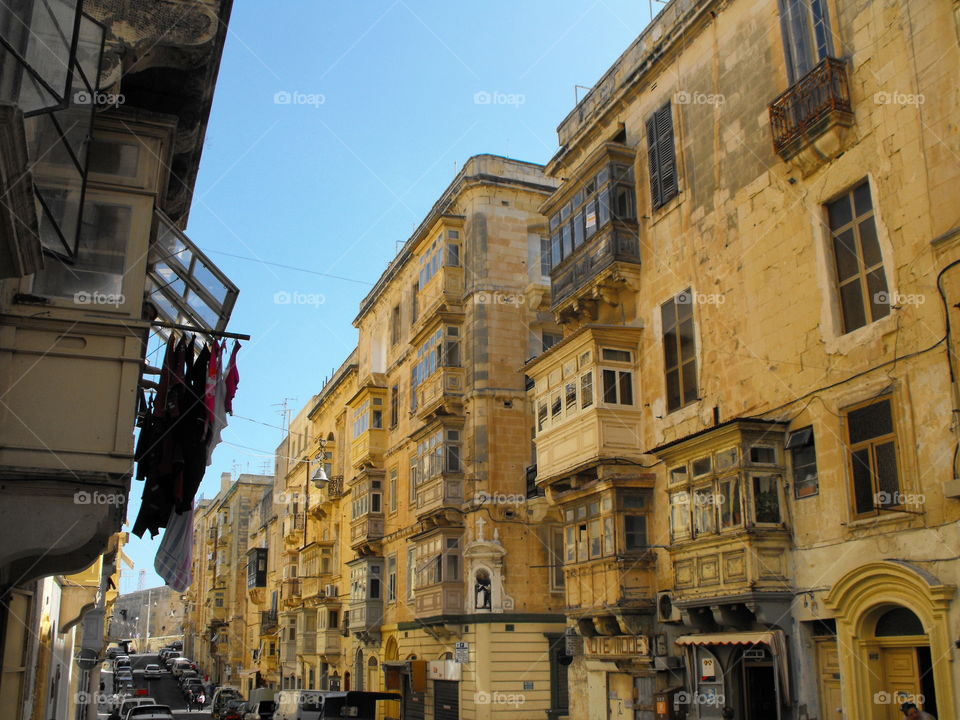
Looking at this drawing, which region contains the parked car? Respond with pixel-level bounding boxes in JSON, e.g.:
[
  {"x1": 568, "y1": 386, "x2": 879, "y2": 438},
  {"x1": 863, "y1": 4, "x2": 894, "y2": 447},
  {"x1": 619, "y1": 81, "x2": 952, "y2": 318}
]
[
  {"x1": 178, "y1": 668, "x2": 199, "y2": 684},
  {"x1": 243, "y1": 699, "x2": 275, "y2": 720},
  {"x1": 182, "y1": 679, "x2": 204, "y2": 699},
  {"x1": 143, "y1": 663, "x2": 162, "y2": 679},
  {"x1": 210, "y1": 686, "x2": 243, "y2": 720},
  {"x1": 162, "y1": 651, "x2": 181, "y2": 668},
  {"x1": 114, "y1": 655, "x2": 131, "y2": 670},
  {"x1": 106, "y1": 646, "x2": 124, "y2": 659},
  {"x1": 170, "y1": 658, "x2": 192, "y2": 676},
  {"x1": 222, "y1": 699, "x2": 247, "y2": 720},
  {"x1": 118, "y1": 696, "x2": 157, "y2": 719},
  {"x1": 273, "y1": 691, "x2": 401, "y2": 720},
  {"x1": 125, "y1": 705, "x2": 174, "y2": 720}
]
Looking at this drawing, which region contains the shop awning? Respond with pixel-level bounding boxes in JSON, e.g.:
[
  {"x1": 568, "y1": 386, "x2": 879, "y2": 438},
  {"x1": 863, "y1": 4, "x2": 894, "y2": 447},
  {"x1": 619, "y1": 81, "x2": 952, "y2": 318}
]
[
  {"x1": 676, "y1": 631, "x2": 775, "y2": 647},
  {"x1": 675, "y1": 630, "x2": 790, "y2": 705}
]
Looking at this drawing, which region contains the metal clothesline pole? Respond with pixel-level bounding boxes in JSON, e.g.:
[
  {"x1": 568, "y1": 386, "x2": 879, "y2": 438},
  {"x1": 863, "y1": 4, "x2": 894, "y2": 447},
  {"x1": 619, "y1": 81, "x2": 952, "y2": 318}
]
[{"x1": 151, "y1": 320, "x2": 251, "y2": 341}]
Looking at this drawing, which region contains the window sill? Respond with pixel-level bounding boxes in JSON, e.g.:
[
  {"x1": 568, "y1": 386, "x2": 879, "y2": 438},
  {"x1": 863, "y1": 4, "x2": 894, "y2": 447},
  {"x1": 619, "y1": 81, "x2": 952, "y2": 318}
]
[{"x1": 844, "y1": 510, "x2": 918, "y2": 531}]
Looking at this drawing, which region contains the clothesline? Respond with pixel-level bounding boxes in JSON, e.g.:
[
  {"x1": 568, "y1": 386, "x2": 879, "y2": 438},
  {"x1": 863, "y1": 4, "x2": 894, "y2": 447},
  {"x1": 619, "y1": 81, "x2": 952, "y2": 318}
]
[
  {"x1": 151, "y1": 319, "x2": 251, "y2": 341},
  {"x1": 130, "y1": 330, "x2": 242, "y2": 592}
]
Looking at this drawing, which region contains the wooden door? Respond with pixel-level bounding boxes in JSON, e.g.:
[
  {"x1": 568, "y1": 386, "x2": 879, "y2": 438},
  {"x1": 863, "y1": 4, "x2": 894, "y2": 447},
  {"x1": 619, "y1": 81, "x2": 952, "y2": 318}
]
[{"x1": 880, "y1": 647, "x2": 921, "y2": 720}]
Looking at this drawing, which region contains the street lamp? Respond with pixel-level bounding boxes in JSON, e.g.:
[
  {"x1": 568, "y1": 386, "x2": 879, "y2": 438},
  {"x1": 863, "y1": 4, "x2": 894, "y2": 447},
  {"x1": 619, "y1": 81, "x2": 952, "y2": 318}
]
[{"x1": 307, "y1": 438, "x2": 329, "y2": 489}]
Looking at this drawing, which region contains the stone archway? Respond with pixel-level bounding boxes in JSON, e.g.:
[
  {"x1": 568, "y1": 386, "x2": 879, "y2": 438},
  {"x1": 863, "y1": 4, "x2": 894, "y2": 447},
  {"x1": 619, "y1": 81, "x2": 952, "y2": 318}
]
[{"x1": 824, "y1": 561, "x2": 956, "y2": 720}]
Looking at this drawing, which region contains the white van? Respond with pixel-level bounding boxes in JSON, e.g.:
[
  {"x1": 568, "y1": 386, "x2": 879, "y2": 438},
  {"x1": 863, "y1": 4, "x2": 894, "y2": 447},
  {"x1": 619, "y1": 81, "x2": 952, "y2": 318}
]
[{"x1": 273, "y1": 691, "x2": 400, "y2": 720}]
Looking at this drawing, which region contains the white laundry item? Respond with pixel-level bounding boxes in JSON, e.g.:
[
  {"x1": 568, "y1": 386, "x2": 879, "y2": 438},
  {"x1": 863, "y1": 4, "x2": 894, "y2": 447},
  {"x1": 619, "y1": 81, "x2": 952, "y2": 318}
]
[
  {"x1": 206, "y1": 348, "x2": 229, "y2": 466},
  {"x1": 155, "y1": 506, "x2": 194, "y2": 591}
]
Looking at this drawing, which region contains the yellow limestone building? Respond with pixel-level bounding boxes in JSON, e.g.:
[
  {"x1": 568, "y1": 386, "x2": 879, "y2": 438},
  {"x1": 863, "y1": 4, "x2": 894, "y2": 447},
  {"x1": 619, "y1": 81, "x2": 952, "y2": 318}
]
[
  {"x1": 270, "y1": 155, "x2": 572, "y2": 720},
  {"x1": 526, "y1": 0, "x2": 960, "y2": 719}
]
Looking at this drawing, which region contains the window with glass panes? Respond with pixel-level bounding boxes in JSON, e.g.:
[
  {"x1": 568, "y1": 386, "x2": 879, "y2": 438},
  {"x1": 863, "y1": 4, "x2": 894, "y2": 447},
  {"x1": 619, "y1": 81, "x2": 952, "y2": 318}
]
[
  {"x1": 535, "y1": 363, "x2": 596, "y2": 436},
  {"x1": 662, "y1": 290, "x2": 698, "y2": 412},
  {"x1": 419, "y1": 230, "x2": 461, "y2": 287},
  {"x1": 777, "y1": 0, "x2": 834, "y2": 83},
  {"x1": 828, "y1": 181, "x2": 888, "y2": 333},
  {"x1": 846, "y1": 397, "x2": 900, "y2": 516},
  {"x1": 411, "y1": 325, "x2": 461, "y2": 409},
  {"x1": 545, "y1": 162, "x2": 636, "y2": 272},
  {"x1": 667, "y1": 443, "x2": 785, "y2": 541},
  {"x1": 415, "y1": 535, "x2": 460, "y2": 587},
  {"x1": 411, "y1": 428, "x2": 462, "y2": 488},
  {"x1": 563, "y1": 491, "x2": 649, "y2": 562},
  {"x1": 352, "y1": 398, "x2": 384, "y2": 437}
]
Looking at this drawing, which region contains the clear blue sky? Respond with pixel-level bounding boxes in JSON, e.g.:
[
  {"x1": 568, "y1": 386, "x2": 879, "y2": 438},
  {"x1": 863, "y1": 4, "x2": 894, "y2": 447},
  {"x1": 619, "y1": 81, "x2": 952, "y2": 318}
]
[{"x1": 121, "y1": 0, "x2": 658, "y2": 593}]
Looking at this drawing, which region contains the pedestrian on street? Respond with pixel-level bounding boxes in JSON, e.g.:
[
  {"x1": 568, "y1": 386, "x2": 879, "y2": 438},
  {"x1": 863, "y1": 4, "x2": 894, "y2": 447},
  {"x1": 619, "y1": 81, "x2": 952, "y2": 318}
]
[
  {"x1": 106, "y1": 710, "x2": 121, "y2": 720},
  {"x1": 197, "y1": 692, "x2": 206, "y2": 709},
  {"x1": 901, "y1": 702, "x2": 937, "y2": 720}
]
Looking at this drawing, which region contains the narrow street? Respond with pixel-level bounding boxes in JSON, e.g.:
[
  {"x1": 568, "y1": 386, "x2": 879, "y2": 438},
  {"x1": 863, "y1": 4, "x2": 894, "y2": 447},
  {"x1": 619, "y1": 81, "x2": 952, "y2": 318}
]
[{"x1": 98, "y1": 654, "x2": 210, "y2": 719}]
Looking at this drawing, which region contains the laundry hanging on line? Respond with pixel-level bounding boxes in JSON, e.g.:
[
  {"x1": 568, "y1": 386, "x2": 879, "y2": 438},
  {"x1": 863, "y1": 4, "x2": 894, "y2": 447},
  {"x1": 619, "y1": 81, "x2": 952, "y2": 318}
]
[{"x1": 131, "y1": 333, "x2": 241, "y2": 539}]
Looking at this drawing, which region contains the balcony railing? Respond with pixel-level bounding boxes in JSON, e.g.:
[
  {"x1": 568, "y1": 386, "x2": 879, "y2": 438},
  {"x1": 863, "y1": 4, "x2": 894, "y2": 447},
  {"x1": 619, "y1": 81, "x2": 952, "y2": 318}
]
[
  {"x1": 260, "y1": 610, "x2": 278, "y2": 633},
  {"x1": 326, "y1": 476, "x2": 344, "y2": 500},
  {"x1": 769, "y1": 56, "x2": 853, "y2": 160},
  {"x1": 551, "y1": 223, "x2": 640, "y2": 308}
]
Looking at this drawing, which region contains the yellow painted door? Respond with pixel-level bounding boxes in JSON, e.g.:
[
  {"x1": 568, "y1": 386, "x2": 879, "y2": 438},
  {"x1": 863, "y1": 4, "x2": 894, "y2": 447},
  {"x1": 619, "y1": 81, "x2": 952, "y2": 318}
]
[
  {"x1": 815, "y1": 640, "x2": 843, "y2": 720},
  {"x1": 880, "y1": 647, "x2": 921, "y2": 720}
]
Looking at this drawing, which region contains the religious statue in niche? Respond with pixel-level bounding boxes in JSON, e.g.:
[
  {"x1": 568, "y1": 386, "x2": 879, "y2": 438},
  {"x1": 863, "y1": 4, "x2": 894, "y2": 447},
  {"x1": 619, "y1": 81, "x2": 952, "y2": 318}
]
[
  {"x1": 475, "y1": 569, "x2": 492, "y2": 610},
  {"x1": 463, "y1": 515, "x2": 515, "y2": 612}
]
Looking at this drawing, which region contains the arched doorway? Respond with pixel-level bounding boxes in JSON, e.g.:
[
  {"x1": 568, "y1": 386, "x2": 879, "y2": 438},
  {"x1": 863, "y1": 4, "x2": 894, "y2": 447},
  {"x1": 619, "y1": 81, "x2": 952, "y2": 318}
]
[
  {"x1": 867, "y1": 605, "x2": 936, "y2": 719},
  {"x1": 824, "y1": 561, "x2": 955, "y2": 720},
  {"x1": 367, "y1": 656, "x2": 379, "y2": 693},
  {"x1": 354, "y1": 649, "x2": 364, "y2": 691}
]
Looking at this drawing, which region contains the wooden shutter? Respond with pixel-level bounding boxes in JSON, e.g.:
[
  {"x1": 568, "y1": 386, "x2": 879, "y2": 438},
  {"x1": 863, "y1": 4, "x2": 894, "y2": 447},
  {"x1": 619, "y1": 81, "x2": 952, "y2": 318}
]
[{"x1": 646, "y1": 103, "x2": 677, "y2": 209}]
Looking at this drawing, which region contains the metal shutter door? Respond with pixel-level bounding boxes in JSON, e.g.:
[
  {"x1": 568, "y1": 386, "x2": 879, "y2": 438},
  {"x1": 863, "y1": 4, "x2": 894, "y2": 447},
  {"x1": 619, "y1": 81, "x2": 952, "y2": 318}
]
[{"x1": 433, "y1": 680, "x2": 459, "y2": 720}]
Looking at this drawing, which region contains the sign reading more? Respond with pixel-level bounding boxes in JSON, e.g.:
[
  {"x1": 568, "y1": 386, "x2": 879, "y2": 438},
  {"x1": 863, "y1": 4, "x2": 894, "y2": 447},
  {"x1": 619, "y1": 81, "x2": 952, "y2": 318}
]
[{"x1": 583, "y1": 635, "x2": 650, "y2": 659}]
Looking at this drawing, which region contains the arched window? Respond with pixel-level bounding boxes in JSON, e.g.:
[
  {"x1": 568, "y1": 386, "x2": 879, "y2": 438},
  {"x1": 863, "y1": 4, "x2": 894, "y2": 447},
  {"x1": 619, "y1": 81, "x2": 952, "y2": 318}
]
[{"x1": 875, "y1": 606, "x2": 925, "y2": 636}]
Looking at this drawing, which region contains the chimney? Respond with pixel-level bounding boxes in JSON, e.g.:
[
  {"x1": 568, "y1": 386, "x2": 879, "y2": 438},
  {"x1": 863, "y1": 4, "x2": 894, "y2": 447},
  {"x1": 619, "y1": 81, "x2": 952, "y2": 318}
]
[{"x1": 221, "y1": 472, "x2": 232, "y2": 494}]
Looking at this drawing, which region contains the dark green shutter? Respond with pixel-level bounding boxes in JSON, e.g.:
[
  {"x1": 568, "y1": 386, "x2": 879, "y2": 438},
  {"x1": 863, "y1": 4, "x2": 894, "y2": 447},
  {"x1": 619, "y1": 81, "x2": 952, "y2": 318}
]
[{"x1": 647, "y1": 103, "x2": 677, "y2": 209}]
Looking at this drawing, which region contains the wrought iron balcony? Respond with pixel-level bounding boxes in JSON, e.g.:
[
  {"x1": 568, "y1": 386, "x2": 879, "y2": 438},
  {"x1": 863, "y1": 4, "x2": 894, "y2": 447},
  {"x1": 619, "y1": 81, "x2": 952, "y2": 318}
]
[
  {"x1": 550, "y1": 222, "x2": 641, "y2": 309},
  {"x1": 260, "y1": 610, "x2": 278, "y2": 633},
  {"x1": 326, "y1": 475, "x2": 344, "y2": 500},
  {"x1": 769, "y1": 56, "x2": 853, "y2": 161}
]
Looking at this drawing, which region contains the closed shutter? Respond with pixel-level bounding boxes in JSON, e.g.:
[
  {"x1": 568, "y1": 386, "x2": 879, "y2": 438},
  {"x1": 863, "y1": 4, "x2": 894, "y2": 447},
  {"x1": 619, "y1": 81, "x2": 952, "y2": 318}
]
[
  {"x1": 403, "y1": 675, "x2": 425, "y2": 720},
  {"x1": 434, "y1": 680, "x2": 460, "y2": 720},
  {"x1": 646, "y1": 103, "x2": 677, "y2": 209}
]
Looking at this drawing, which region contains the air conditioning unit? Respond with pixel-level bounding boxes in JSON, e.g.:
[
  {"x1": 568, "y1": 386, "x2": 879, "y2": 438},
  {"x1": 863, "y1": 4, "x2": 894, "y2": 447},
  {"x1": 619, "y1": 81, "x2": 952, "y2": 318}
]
[
  {"x1": 657, "y1": 591, "x2": 682, "y2": 623},
  {"x1": 324, "y1": 584, "x2": 338, "y2": 597}
]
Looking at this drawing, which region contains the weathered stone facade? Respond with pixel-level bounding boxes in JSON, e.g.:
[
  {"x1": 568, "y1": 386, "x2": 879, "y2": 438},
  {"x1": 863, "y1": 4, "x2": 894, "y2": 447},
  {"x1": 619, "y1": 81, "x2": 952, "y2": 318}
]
[{"x1": 527, "y1": 0, "x2": 960, "y2": 718}]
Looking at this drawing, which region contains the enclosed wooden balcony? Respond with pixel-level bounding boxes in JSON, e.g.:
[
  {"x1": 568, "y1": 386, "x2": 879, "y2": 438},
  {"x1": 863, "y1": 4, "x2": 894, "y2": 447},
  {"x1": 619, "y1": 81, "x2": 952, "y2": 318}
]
[
  {"x1": 670, "y1": 530, "x2": 792, "y2": 604},
  {"x1": 348, "y1": 598, "x2": 383, "y2": 634},
  {"x1": 349, "y1": 513, "x2": 385, "y2": 550},
  {"x1": 564, "y1": 555, "x2": 655, "y2": 612},
  {"x1": 350, "y1": 427, "x2": 386, "y2": 469},
  {"x1": 297, "y1": 629, "x2": 316, "y2": 656},
  {"x1": 415, "y1": 475, "x2": 464, "y2": 519},
  {"x1": 283, "y1": 514, "x2": 305, "y2": 546},
  {"x1": 317, "y1": 629, "x2": 341, "y2": 657},
  {"x1": 281, "y1": 578, "x2": 301, "y2": 608},
  {"x1": 414, "y1": 367, "x2": 465, "y2": 420},
  {"x1": 537, "y1": 406, "x2": 642, "y2": 485},
  {"x1": 769, "y1": 56, "x2": 853, "y2": 168},
  {"x1": 259, "y1": 610, "x2": 278, "y2": 636},
  {"x1": 551, "y1": 222, "x2": 641, "y2": 312},
  {"x1": 414, "y1": 582, "x2": 464, "y2": 617},
  {"x1": 418, "y1": 265, "x2": 464, "y2": 319}
]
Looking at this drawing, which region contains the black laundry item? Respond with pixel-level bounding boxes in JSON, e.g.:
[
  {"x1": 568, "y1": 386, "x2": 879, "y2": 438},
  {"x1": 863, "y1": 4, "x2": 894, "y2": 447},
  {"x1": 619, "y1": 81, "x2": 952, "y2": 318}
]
[
  {"x1": 176, "y1": 343, "x2": 210, "y2": 512},
  {"x1": 132, "y1": 334, "x2": 213, "y2": 536}
]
